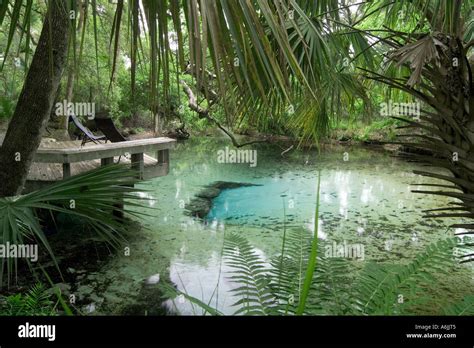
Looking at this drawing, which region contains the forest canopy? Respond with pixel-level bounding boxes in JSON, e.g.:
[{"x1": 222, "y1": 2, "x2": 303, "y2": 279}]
[{"x1": 1, "y1": 0, "x2": 469, "y2": 142}]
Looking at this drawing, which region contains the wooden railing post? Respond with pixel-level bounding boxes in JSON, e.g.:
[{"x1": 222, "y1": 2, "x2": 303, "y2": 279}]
[
  {"x1": 131, "y1": 152, "x2": 144, "y2": 179},
  {"x1": 63, "y1": 163, "x2": 71, "y2": 179},
  {"x1": 157, "y1": 149, "x2": 169, "y2": 164},
  {"x1": 101, "y1": 157, "x2": 114, "y2": 166}
]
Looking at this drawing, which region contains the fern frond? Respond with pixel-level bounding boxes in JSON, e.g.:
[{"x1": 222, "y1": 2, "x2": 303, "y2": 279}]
[
  {"x1": 443, "y1": 295, "x2": 474, "y2": 315},
  {"x1": 266, "y1": 228, "x2": 352, "y2": 315},
  {"x1": 308, "y1": 253, "x2": 352, "y2": 315},
  {"x1": 0, "y1": 283, "x2": 56, "y2": 316},
  {"x1": 23, "y1": 283, "x2": 53, "y2": 314},
  {"x1": 352, "y1": 238, "x2": 459, "y2": 315},
  {"x1": 266, "y1": 228, "x2": 311, "y2": 314},
  {"x1": 223, "y1": 233, "x2": 277, "y2": 315}
]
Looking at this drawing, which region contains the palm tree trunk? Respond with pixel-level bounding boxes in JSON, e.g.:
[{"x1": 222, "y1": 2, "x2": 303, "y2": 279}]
[{"x1": 0, "y1": 0, "x2": 70, "y2": 197}]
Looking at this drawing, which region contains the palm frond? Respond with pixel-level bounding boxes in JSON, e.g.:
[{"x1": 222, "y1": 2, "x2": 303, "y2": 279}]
[{"x1": 0, "y1": 164, "x2": 153, "y2": 288}]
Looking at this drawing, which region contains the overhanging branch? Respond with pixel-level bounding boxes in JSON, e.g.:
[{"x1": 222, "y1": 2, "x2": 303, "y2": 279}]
[{"x1": 180, "y1": 80, "x2": 267, "y2": 148}]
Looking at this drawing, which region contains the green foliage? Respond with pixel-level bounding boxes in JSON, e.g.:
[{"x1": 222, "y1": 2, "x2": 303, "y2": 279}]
[
  {"x1": 332, "y1": 117, "x2": 402, "y2": 142},
  {"x1": 162, "y1": 230, "x2": 466, "y2": 316},
  {"x1": 296, "y1": 171, "x2": 321, "y2": 315},
  {"x1": 0, "y1": 0, "x2": 379, "y2": 138},
  {"x1": 352, "y1": 238, "x2": 459, "y2": 315},
  {"x1": 443, "y1": 295, "x2": 474, "y2": 316},
  {"x1": 357, "y1": 118, "x2": 400, "y2": 141},
  {"x1": 0, "y1": 283, "x2": 58, "y2": 316},
  {"x1": 0, "y1": 0, "x2": 472, "y2": 140},
  {"x1": 264, "y1": 228, "x2": 352, "y2": 315},
  {"x1": 0, "y1": 95, "x2": 15, "y2": 119},
  {"x1": 223, "y1": 233, "x2": 276, "y2": 315},
  {"x1": 0, "y1": 164, "x2": 151, "y2": 288},
  {"x1": 266, "y1": 228, "x2": 311, "y2": 315},
  {"x1": 222, "y1": 235, "x2": 463, "y2": 315}
]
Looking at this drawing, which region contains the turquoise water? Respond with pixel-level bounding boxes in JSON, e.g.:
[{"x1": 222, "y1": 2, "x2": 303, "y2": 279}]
[{"x1": 80, "y1": 137, "x2": 472, "y2": 315}]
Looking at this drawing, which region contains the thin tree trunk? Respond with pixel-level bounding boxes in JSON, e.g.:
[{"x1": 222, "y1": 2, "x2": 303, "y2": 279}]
[
  {"x1": 154, "y1": 111, "x2": 161, "y2": 136},
  {"x1": 60, "y1": 68, "x2": 75, "y2": 131},
  {"x1": 0, "y1": 0, "x2": 70, "y2": 197},
  {"x1": 59, "y1": 0, "x2": 86, "y2": 133}
]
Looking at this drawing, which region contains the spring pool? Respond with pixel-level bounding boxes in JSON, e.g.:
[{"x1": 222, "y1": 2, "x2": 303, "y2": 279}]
[{"x1": 78, "y1": 137, "x2": 472, "y2": 315}]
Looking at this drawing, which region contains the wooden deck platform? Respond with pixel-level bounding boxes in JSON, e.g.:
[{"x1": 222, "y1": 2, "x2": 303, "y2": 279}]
[{"x1": 0, "y1": 137, "x2": 176, "y2": 191}]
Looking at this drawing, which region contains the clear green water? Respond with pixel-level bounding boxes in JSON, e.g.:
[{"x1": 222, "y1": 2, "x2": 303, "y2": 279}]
[{"x1": 82, "y1": 137, "x2": 472, "y2": 315}]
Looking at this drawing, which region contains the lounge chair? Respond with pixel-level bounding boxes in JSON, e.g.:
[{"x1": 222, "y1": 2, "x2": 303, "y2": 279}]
[
  {"x1": 94, "y1": 117, "x2": 127, "y2": 143},
  {"x1": 95, "y1": 117, "x2": 129, "y2": 164},
  {"x1": 69, "y1": 114, "x2": 106, "y2": 146}
]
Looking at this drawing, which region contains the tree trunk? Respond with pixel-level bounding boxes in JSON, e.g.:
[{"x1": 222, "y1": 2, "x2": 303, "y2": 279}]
[
  {"x1": 0, "y1": 0, "x2": 70, "y2": 197},
  {"x1": 59, "y1": 67, "x2": 75, "y2": 132},
  {"x1": 59, "y1": 0, "x2": 87, "y2": 133},
  {"x1": 154, "y1": 111, "x2": 161, "y2": 136}
]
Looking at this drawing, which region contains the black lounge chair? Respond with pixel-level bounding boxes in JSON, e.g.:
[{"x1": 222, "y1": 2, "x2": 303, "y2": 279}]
[
  {"x1": 94, "y1": 117, "x2": 127, "y2": 143},
  {"x1": 69, "y1": 114, "x2": 106, "y2": 146},
  {"x1": 95, "y1": 117, "x2": 129, "y2": 164}
]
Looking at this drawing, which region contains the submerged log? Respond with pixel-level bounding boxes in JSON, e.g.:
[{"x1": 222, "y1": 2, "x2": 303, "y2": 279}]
[{"x1": 185, "y1": 181, "x2": 261, "y2": 218}]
